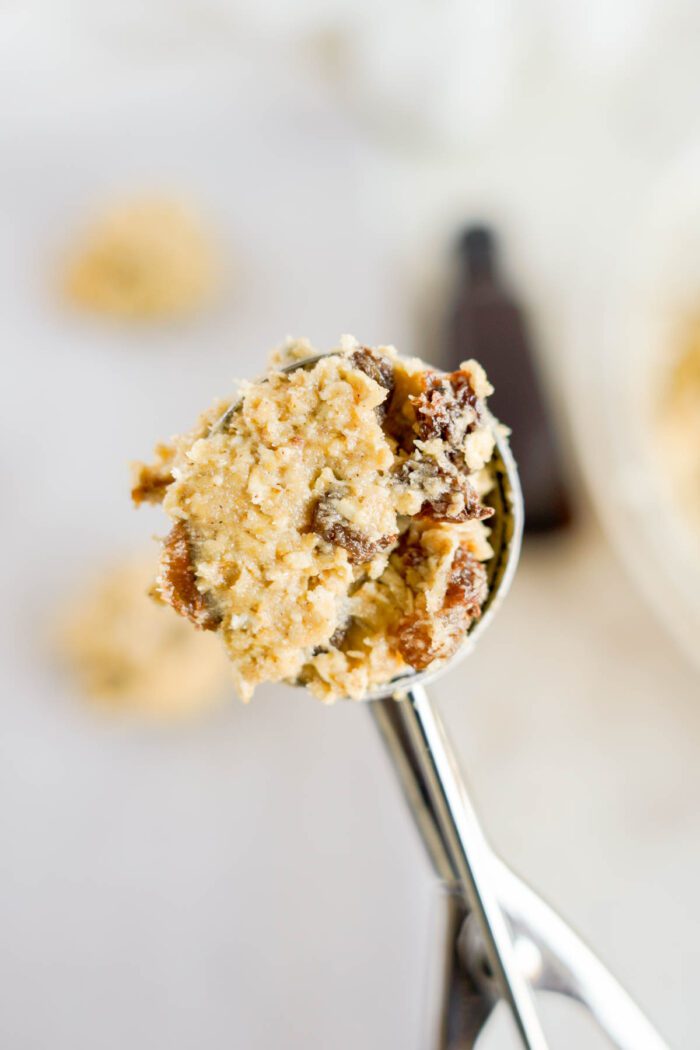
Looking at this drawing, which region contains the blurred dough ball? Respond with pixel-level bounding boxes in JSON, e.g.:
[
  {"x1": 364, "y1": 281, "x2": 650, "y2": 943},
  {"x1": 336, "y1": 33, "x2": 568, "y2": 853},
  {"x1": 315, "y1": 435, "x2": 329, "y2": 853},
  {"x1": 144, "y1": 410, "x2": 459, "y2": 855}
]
[
  {"x1": 62, "y1": 197, "x2": 218, "y2": 320},
  {"x1": 657, "y1": 319, "x2": 700, "y2": 540},
  {"x1": 58, "y1": 555, "x2": 230, "y2": 719}
]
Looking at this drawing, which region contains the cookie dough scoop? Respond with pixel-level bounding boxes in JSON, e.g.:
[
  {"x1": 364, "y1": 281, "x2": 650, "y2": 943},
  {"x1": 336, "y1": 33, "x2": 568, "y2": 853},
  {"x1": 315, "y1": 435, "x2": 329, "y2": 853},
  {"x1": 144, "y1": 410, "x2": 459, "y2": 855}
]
[
  {"x1": 134, "y1": 346, "x2": 669, "y2": 1050},
  {"x1": 363, "y1": 437, "x2": 668, "y2": 1050}
]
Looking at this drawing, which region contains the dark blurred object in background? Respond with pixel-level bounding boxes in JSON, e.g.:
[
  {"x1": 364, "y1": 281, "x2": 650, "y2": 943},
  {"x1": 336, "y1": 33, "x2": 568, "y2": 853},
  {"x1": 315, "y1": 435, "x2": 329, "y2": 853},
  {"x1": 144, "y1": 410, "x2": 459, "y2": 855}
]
[{"x1": 446, "y1": 226, "x2": 572, "y2": 535}]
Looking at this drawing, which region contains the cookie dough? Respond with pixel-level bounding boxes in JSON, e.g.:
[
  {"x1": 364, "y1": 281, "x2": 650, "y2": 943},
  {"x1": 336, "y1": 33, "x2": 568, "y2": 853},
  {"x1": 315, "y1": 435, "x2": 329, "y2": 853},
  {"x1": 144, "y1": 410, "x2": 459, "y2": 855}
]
[
  {"x1": 63, "y1": 197, "x2": 217, "y2": 319},
  {"x1": 57, "y1": 555, "x2": 229, "y2": 718},
  {"x1": 132, "y1": 336, "x2": 498, "y2": 701}
]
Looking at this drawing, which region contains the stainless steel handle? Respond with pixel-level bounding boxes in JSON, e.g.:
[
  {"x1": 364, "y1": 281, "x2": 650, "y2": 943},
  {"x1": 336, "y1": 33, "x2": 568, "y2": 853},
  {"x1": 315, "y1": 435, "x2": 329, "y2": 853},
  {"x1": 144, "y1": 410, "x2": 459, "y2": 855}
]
[
  {"x1": 378, "y1": 685, "x2": 548, "y2": 1049},
  {"x1": 371, "y1": 689, "x2": 671, "y2": 1050},
  {"x1": 492, "y1": 859, "x2": 669, "y2": 1050}
]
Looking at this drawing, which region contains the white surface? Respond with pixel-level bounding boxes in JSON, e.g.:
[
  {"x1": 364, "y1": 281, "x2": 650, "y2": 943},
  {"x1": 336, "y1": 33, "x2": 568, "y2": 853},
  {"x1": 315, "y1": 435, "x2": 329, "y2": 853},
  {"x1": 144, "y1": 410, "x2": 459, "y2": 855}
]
[{"x1": 1, "y1": 18, "x2": 699, "y2": 1050}]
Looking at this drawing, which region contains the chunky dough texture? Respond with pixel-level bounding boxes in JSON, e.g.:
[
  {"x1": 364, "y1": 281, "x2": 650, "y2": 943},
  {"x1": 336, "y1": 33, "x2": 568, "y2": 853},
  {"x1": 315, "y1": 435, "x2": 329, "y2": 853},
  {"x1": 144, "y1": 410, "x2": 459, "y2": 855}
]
[{"x1": 133, "y1": 336, "x2": 498, "y2": 701}]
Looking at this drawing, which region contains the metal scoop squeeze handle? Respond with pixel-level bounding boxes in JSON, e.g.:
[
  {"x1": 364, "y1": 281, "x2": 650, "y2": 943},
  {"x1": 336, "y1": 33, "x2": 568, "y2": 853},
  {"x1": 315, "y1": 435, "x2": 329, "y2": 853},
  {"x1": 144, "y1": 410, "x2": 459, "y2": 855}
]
[
  {"x1": 379, "y1": 685, "x2": 547, "y2": 1049},
  {"x1": 372, "y1": 689, "x2": 670, "y2": 1050}
]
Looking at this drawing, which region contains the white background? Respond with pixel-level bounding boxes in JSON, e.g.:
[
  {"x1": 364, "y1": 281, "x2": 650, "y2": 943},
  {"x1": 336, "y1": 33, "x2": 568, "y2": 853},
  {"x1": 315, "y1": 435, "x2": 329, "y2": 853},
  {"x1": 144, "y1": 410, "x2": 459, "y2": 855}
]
[{"x1": 0, "y1": 6, "x2": 699, "y2": 1047}]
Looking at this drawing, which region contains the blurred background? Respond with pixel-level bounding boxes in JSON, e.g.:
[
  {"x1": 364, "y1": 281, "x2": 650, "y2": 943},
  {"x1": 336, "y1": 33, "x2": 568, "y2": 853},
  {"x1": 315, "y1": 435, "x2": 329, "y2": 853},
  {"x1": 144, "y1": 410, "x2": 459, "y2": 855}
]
[{"x1": 1, "y1": 3, "x2": 699, "y2": 1047}]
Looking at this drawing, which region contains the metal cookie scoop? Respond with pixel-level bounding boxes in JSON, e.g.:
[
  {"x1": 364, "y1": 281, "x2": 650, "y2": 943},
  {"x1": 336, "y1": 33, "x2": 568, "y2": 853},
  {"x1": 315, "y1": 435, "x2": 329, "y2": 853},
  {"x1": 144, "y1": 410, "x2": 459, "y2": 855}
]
[
  {"x1": 372, "y1": 429, "x2": 669, "y2": 1048},
  {"x1": 368, "y1": 429, "x2": 669, "y2": 1049},
  {"x1": 225, "y1": 354, "x2": 670, "y2": 1049}
]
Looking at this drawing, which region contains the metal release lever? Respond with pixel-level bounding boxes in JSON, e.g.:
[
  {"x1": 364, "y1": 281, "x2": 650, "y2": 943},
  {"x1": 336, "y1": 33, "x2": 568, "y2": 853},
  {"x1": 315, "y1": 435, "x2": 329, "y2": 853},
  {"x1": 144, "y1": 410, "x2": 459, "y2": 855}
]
[{"x1": 371, "y1": 689, "x2": 670, "y2": 1050}]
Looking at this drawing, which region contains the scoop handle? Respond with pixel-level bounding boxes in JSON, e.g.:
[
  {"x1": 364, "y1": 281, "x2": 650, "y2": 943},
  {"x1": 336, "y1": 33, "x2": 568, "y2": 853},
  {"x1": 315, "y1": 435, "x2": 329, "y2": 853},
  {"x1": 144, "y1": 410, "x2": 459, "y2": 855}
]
[
  {"x1": 375, "y1": 686, "x2": 548, "y2": 1049},
  {"x1": 371, "y1": 688, "x2": 670, "y2": 1050},
  {"x1": 491, "y1": 857, "x2": 670, "y2": 1050}
]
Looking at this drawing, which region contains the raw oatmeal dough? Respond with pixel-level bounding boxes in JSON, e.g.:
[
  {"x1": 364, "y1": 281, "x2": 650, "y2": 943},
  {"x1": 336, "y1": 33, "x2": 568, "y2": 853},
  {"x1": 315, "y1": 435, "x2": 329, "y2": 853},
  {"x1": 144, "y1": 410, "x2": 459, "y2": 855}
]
[
  {"x1": 63, "y1": 197, "x2": 217, "y2": 319},
  {"x1": 58, "y1": 556, "x2": 229, "y2": 718},
  {"x1": 132, "y1": 336, "x2": 498, "y2": 701}
]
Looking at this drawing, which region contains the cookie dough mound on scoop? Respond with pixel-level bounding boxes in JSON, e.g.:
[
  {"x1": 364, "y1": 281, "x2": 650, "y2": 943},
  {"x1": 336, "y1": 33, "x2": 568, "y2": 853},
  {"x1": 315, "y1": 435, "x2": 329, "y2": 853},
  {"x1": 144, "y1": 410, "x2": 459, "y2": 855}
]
[{"x1": 132, "y1": 335, "x2": 498, "y2": 701}]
